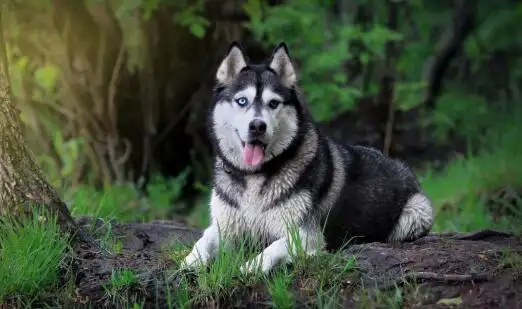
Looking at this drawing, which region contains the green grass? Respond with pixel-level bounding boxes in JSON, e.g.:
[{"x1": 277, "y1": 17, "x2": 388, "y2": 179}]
[
  {"x1": 0, "y1": 209, "x2": 69, "y2": 302},
  {"x1": 420, "y1": 107, "x2": 522, "y2": 233},
  {"x1": 354, "y1": 284, "x2": 404, "y2": 309},
  {"x1": 194, "y1": 242, "x2": 252, "y2": 299},
  {"x1": 103, "y1": 268, "x2": 139, "y2": 295},
  {"x1": 161, "y1": 228, "x2": 359, "y2": 308},
  {"x1": 101, "y1": 268, "x2": 147, "y2": 308},
  {"x1": 267, "y1": 269, "x2": 294, "y2": 309},
  {"x1": 315, "y1": 286, "x2": 344, "y2": 309},
  {"x1": 500, "y1": 248, "x2": 522, "y2": 270},
  {"x1": 171, "y1": 275, "x2": 191, "y2": 309}
]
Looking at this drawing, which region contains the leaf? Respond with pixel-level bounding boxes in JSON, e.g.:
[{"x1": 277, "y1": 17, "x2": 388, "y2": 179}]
[
  {"x1": 436, "y1": 296, "x2": 463, "y2": 306},
  {"x1": 243, "y1": 0, "x2": 263, "y2": 22},
  {"x1": 34, "y1": 64, "x2": 58, "y2": 91},
  {"x1": 189, "y1": 23, "x2": 206, "y2": 39},
  {"x1": 15, "y1": 56, "x2": 29, "y2": 71},
  {"x1": 142, "y1": 0, "x2": 161, "y2": 20}
]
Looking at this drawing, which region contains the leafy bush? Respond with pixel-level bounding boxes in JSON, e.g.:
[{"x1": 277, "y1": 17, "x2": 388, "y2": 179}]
[{"x1": 245, "y1": 0, "x2": 401, "y2": 121}]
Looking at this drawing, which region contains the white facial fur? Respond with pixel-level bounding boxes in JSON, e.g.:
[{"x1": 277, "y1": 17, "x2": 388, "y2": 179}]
[
  {"x1": 212, "y1": 86, "x2": 299, "y2": 171},
  {"x1": 232, "y1": 86, "x2": 271, "y2": 144}
]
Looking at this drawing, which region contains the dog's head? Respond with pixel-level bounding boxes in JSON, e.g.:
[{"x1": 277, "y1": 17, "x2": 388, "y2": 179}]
[{"x1": 210, "y1": 42, "x2": 304, "y2": 172}]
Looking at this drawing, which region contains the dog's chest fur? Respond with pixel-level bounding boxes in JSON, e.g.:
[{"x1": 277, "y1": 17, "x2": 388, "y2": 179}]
[
  {"x1": 210, "y1": 129, "x2": 320, "y2": 242},
  {"x1": 211, "y1": 161, "x2": 312, "y2": 242}
]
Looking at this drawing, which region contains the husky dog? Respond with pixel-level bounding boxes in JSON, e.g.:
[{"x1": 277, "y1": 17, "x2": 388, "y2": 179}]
[{"x1": 182, "y1": 42, "x2": 433, "y2": 274}]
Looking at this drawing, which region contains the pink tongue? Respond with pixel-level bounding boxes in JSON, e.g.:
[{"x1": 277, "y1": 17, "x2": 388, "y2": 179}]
[{"x1": 242, "y1": 144, "x2": 265, "y2": 166}]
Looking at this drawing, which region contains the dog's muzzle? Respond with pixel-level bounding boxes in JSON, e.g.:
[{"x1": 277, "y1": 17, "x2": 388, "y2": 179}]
[{"x1": 248, "y1": 119, "x2": 267, "y2": 138}]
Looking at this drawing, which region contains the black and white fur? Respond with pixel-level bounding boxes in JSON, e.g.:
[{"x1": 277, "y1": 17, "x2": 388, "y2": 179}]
[{"x1": 182, "y1": 42, "x2": 433, "y2": 274}]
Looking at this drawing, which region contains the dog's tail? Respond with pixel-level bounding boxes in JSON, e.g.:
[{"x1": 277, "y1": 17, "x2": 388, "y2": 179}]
[{"x1": 387, "y1": 193, "x2": 434, "y2": 242}]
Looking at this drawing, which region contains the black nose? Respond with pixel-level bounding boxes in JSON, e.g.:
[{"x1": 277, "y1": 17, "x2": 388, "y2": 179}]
[{"x1": 248, "y1": 119, "x2": 267, "y2": 136}]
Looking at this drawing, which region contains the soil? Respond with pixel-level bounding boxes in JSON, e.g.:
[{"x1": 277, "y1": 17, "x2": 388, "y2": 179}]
[{"x1": 63, "y1": 219, "x2": 522, "y2": 309}]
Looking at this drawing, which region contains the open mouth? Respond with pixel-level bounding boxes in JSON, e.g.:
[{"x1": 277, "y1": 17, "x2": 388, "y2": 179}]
[{"x1": 236, "y1": 130, "x2": 267, "y2": 166}]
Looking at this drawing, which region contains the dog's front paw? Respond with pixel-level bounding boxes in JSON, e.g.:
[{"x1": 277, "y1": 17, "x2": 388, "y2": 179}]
[
  {"x1": 180, "y1": 250, "x2": 209, "y2": 271},
  {"x1": 240, "y1": 254, "x2": 276, "y2": 275},
  {"x1": 239, "y1": 256, "x2": 263, "y2": 275},
  {"x1": 240, "y1": 257, "x2": 262, "y2": 275}
]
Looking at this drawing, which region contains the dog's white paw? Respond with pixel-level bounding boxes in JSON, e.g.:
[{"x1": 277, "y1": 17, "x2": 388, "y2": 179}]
[
  {"x1": 240, "y1": 258, "x2": 261, "y2": 275},
  {"x1": 240, "y1": 254, "x2": 275, "y2": 275},
  {"x1": 180, "y1": 251, "x2": 208, "y2": 270}
]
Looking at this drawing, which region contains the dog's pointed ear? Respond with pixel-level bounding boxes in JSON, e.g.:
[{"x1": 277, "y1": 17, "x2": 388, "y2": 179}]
[
  {"x1": 216, "y1": 41, "x2": 247, "y2": 85},
  {"x1": 269, "y1": 42, "x2": 297, "y2": 87}
]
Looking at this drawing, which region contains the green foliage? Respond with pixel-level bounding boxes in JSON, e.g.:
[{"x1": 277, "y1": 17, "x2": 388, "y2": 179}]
[
  {"x1": 172, "y1": 0, "x2": 210, "y2": 39},
  {"x1": 33, "y1": 64, "x2": 59, "y2": 93},
  {"x1": 38, "y1": 135, "x2": 87, "y2": 189},
  {"x1": 421, "y1": 107, "x2": 522, "y2": 233},
  {"x1": 66, "y1": 168, "x2": 190, "y2": 222},
  {"x1": 0, "y1": 209, "x2": 69, "y2": 301},
  {"x1": 186, "y1": 196, "x2": 211, "y2": 229},
  {"x1": 245, "y1": 0, "x2": 401, "y2": 121},
  {"x1": 430, "y1": 91, "x2": 490, "y2": 143}
]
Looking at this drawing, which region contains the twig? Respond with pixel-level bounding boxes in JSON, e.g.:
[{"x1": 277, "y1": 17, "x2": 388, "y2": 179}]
[
  {"x1": 422, "y1": 0, "x2": 476, "y2": 110},
  {"x1": 381, "y1": 0, "x2": 399, "y2": 156},
  {"x1": 107, "y1": 135, "x2": 131, "y2": 183},
  {"x1": 151, "y1": 84, "x2": 203, "y2": 150},
  {"x1": 383, "y1": 96, "x2": 396, "y2": 156},
  {"x1": 412, "y1": 230, "x2": 514, "y2": 244},
  {"x1": 401, "y1": 271, "x2": 490, "y2": 283},
  {"x1": 453, "y1": 229, "x2": 513, "y2": 241},
  {"x1": 107, "y1": 39, "x2": 125, "y2": 134}
]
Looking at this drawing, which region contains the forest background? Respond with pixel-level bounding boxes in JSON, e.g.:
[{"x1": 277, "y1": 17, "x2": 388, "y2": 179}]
[{"x1": 1, "y1": 0, "x2": 521, "y2": 306}]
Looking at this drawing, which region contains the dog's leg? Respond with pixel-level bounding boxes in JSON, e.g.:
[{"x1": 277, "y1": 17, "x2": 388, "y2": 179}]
[
  {"x1": 182, "y1": 224, "x2": 221, "y2": 269},
  {"x1": 387, "y1": 192, "x2": 434, "y2": 243},
  {"x1": 240, "y1": 226, "x2": 324, "y2": 274}
]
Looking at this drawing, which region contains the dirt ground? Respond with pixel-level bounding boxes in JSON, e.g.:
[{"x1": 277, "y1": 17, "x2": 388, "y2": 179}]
[{"x1": 64, "y1": 218, "x2": 522, "y2": 309}]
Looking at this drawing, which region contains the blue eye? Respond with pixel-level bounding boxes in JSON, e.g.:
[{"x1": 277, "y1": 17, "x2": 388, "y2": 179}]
[{"x1": 235, "y1": 97, "x2": 248, "y2": 107}]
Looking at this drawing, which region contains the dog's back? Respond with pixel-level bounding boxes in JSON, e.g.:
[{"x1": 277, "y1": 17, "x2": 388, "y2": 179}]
[{"x1": 318, "y1": 141, "x2": 432, "y2": 250}]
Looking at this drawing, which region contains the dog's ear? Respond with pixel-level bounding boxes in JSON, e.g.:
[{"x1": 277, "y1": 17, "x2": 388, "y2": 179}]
[
  {"x1": 268, "y1": 42, "x2": 297, "y2": 88},
  {"x1": 216, "y1": 41, "x2": 247, "y2": 85}
]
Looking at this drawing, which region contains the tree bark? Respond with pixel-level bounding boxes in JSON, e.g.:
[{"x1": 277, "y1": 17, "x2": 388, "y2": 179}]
[
  {"x1": 422, "y1": 0, "x2": 476, "y2": 110},
  {"x1": 379, "y1": 0, "x2": 399, "y2": 156},
  {"x1": 0, "y1": 17, "x2": 79, "y2": 235}
]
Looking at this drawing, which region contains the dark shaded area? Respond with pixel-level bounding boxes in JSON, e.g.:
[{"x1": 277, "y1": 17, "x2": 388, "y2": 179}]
[{"x1": 318, "y1": 101, "x2": 469, "y2": 171}]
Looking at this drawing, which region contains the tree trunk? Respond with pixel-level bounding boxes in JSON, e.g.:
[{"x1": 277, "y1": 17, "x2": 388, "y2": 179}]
[{"x1": 0, "y1": 25, "x2": 78, "y2": 234}]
